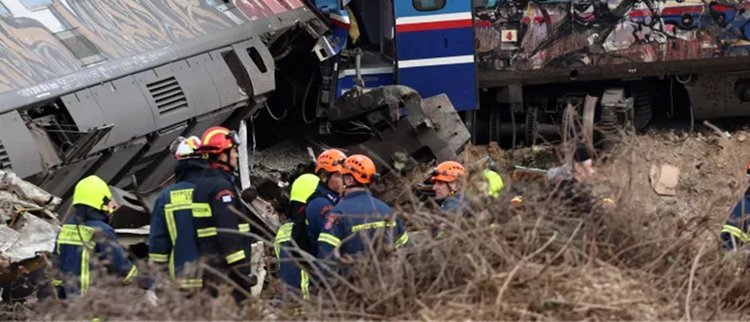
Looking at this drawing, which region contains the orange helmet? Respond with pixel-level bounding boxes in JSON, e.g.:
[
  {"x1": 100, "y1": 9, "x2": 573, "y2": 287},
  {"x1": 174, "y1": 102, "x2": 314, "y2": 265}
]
[
  {"x1": 341, "y1": 154, "x2": 377, "y2": 185},
  {"x1": 431, "y1": 161, "x2": 465, "y2": 183},
  {"x1": 316, "y1": 149, "x2": 347, "y2": 173},
  {"x1": 198, "y1": 126, "x2": 239, "y2": 155}
]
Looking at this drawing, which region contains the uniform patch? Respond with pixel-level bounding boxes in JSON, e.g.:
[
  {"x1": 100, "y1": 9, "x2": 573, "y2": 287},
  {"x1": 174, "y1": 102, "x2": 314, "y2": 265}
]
[
  {"x1": 216, "y1": 189, "x2": 235, "y2": 203},
  {"x1": 324, "y1": 214, "x2": 339, "y2": 230},
  {"x1": 320, "y1": 205, "x2": 333, "y2": 216}
]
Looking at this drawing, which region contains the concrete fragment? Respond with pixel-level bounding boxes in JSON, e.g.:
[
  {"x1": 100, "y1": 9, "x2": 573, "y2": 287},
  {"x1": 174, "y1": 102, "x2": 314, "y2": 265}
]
[
  {"x1": 0, "y1": 170, "x2": 61, "y2": 211},
  {"x1": 649, "y1": 164, "x2": 680, "y2": 196},
  {"x1": 250, "y1": 242, "x2": 266, "y2": 297}
]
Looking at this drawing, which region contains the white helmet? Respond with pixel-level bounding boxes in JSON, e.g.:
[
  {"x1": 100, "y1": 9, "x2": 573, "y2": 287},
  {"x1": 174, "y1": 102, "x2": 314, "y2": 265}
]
[{"x1": 171, "y1": 136, "x2": 202, "y2": 160}]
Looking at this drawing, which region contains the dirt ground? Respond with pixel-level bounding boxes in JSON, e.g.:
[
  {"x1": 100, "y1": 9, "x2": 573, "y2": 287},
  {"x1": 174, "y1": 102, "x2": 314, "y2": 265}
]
[{"x1": 4, "y1": 127, "x2": 750, "y2": 320}]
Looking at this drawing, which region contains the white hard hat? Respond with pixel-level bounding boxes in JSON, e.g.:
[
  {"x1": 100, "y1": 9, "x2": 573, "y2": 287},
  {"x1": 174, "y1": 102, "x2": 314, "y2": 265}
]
[{"x1": 173, "y1": 136, "x2": 202, "y2": 160}]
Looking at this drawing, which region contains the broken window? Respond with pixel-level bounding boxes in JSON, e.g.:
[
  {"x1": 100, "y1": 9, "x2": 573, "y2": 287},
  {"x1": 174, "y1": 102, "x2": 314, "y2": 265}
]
[
  {"x1": 413, "y1": 0, "x2": 446, "y2": 11},
  {"x1": 53, "y1": 28, "x2": 107, "y2": 67}
]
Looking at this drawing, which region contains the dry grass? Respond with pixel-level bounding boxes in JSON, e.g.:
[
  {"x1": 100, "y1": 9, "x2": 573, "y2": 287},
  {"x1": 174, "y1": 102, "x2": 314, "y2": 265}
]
[{"x1": 5, "y1": 129, "x2": 750, "y2": 321}]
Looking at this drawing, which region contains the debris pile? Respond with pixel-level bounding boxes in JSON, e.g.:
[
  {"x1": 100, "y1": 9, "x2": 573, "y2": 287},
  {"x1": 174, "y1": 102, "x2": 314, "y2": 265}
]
[{"x1": 0, "y1": 170, "x2": 61, "y2": 266}]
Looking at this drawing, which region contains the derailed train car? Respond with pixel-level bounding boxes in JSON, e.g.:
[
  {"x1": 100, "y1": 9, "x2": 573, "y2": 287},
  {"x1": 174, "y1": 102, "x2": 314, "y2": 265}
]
[
  {"x1": 0, "y1": 0, "x2": 328, "y2": 204},
  {"x1": 311, "y1": 0, "x2": 750, "y2": 147},
  {"x1": 474, "y1": 0, "x2": 750, "y2": 143},
  {"x1": 0, "y1": 0, "x2": 469, "y2": 213}
]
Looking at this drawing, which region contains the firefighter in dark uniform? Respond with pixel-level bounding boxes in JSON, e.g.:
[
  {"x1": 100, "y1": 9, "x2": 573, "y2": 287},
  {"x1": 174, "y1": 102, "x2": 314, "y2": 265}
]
[
  {"x1": 316, "y1": 154, "x2": 409, "y2": 275},
  {"x1": 720, "y1": 161, "x2": 750, "y2": 250},
  {"x1": 52, "y1": 175, "x2": 142, "y2": 298},
  {"x1": 274, "y1": 173, "x2": 320, "y2": 300},
  {"x1": 192, "y1": 126, "x2": 255, "y2": 303},
  {"x1": 148, "y1": 136, "x2": 206, "y2": 290},
  {"x1": 305, "y1": 149, "x2": 347, "y2": 256}
]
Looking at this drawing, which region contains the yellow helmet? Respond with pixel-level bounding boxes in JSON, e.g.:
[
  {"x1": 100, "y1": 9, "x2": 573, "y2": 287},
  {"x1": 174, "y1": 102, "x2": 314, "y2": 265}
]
[
  {"x1": 72, "y1": 175, "x2": 114, "y2": 214},
  {"x1": 290, "y1": 173, "x2": 320, "y2": 203},
  {"x1": 483, "y1": 169, "x2": 504, "y2": 198}
]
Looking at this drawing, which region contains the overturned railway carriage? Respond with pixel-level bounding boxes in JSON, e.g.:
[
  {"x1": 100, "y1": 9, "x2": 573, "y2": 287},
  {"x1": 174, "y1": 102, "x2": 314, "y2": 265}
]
[{"x1": 0, "y1": 0, "x2": 327, "y2": 206}]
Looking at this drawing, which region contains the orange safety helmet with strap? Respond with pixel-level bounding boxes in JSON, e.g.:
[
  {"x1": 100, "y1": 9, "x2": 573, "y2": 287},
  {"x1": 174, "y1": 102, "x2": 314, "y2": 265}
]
[
  {"x1": 316, "y1": 149, "x2": 347, "y2": 173},
  {"x1": 341, "y1": 154, "x2": 377, "y2": 185},
  {"x1": 198, "y1": 126, "x2": 240, "y2": 155},
  {"x1": 431, "y1": 161, "x2": 465, "y2": 183}
]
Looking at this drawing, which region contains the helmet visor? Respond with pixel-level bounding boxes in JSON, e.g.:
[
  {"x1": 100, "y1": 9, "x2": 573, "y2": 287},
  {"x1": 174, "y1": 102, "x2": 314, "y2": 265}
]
[{"x1": 227, "y1": 130, "x2": 241, "y2": 147}]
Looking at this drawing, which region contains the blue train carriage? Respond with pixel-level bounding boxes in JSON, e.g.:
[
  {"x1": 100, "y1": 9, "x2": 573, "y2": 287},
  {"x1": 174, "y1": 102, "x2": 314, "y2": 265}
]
[
  {"x1": 318, "y1": 0, "x2": 750, "y2": 146},
  {"x1": 312, "y1": 0, "x2": 478, "y2": 114}
]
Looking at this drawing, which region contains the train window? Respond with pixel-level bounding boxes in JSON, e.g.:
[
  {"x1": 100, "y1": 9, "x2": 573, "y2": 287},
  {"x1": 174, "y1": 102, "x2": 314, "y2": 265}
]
[
  {"x1": 19, "y1": 0, "x2": 51, "y2": 10},
  {"x1": 413, "y1": 0, "x2": 446, "y2": 11}
]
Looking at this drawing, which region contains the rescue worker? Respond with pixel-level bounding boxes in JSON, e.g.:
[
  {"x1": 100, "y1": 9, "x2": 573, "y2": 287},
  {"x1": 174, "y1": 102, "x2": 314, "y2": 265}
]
[
  {"x1": 148, "y1": 136, "x2": 206, "y2": 290},
  {"x1": 510, "y1": 143, "x2": 602, "y2": 209},
  {"x1": 482, "y1": 168, "x2": 505, "y2": 199},
  {"x1": 316, "y1": 154, "x2": 409, "y2": 275},
  {"x1": 192, "y1": 126, "x2": 255, "y2": 303},
  {"x1": 431, "y1": 161, "x2": 467, "y2": 212},
  {"x1": 720, "y1": 161, "x2": 750, "y2": 250},
  {"x1": 52, "y1": 175, "x2": 142, "y2": 298},
  {"x1": 305, "y1": 149, "x2": 347, "y2": 256},
  {"x1": 546, "y1": 142, "x2": 598, "y2": 213},
  {"x1": 274, "y1": 173, "x2": 319, "y2": 300}
]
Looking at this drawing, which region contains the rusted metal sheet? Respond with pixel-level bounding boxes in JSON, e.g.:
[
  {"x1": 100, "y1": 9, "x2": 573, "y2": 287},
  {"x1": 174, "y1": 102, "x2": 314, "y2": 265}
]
[
  {"x1": 475, "y1": 0, "x2": 750, "y2": 80},
  {"x1": 0, "y1": 0, "x2": 308, "y2": 105}
]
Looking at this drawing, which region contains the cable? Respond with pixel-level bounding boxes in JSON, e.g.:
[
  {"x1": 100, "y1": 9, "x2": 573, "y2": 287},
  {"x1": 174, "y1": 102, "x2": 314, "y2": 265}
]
[
  {"x1": 676, "y1": 74, "x2": 692, "y2": 84},
  {"x1": 301, "y1": 74, "x2": 317, "y2": 125},
  {"x1": 250, "y1": 115, "x2": 257, "y2": 172},
  {"x1": 668, "y1": 76, "x2": 674, "y2": 118},
  {"x1": 265, "y1": 102, "x2": 288, "y2": 121}
]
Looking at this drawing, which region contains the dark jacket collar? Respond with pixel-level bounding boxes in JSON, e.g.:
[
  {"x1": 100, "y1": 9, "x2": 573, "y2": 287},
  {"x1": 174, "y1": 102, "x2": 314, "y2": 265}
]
[
  {"x1": 68, "y1": 205, "x2": 109, "y2": 224},
  {"x1": 175, "y1": 158, "x2": 207, "y2": 183}
]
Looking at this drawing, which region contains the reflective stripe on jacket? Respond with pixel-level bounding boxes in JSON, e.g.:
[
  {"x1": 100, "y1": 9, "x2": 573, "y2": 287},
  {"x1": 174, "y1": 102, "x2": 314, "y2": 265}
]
[
  {"x1": 54, "y1": 206, "x2": 137, "y2": 298},
  {"x1": 274, "y1": 223, "x2": 310, "y2": 299}
]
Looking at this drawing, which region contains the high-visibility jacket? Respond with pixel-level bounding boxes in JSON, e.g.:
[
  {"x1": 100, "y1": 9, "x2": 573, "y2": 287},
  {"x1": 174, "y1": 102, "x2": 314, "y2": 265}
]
[
  {"x1": 192, "y1": 166, "x2": 253, "y2": 284},
  {"x1": 721, "y1": 189, "x2": 750, "y2": 250},
  {"x1": 274, "y1": 222, "x2": 310, "y2": 299},
  {"x1": 304, "y1": 183, "x2": 339, "y2": 256},
  {"x1": 317, "y1": 190, "x2": 408, "y2": 273},
  {"x1": 53, "y1": 206, "x2": 138, "y2": 298},
  {"x1": 483, "y1": 169, "x2": 504, "y2": 198},
  {"x1": 148, "y1": 159, "x2": 206, "y2": 289}
]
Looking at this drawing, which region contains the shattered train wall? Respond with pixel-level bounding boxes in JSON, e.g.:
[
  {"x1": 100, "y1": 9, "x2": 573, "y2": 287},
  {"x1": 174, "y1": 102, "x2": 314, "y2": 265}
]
[
  {"x1": 0, "y1": 0, "x2": 305, "y2": 95},
  {"x1": 474, "y1": 0, "x2": 750, "y2": 71}
]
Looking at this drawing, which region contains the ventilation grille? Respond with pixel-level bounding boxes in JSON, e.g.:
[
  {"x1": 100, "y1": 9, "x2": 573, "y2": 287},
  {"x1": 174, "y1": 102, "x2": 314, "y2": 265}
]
[
  {"x1": 0, "y1": 139, "x2": 11, "y2": 170},
  {"x1": 147, "y1": 77, "x2": 188, "y2": 115}
]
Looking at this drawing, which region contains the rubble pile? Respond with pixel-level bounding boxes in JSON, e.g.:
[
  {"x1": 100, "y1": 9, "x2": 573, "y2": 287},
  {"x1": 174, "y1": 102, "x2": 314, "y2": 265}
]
[{"x1": 0, "y1": 170, "x2": 61, "y2": 267}]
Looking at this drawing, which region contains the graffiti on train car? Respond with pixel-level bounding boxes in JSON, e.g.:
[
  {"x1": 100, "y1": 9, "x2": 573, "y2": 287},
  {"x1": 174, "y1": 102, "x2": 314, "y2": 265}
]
[
  {"x1": 0, "y1": 0, "x2": 302, "y2": 95},
  {"x1": 474, "y1": 0, "x2": 750, "y2": 71}
]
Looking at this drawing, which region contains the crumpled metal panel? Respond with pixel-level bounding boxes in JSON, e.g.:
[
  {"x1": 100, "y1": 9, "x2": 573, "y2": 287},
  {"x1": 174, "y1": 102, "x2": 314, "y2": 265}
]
[
  {"x1": 0, "y1": 213, "x2": 60, "y2": 263},
  {"x1": 0, "y1": 170, "x2": 61, "y2": 264}
]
